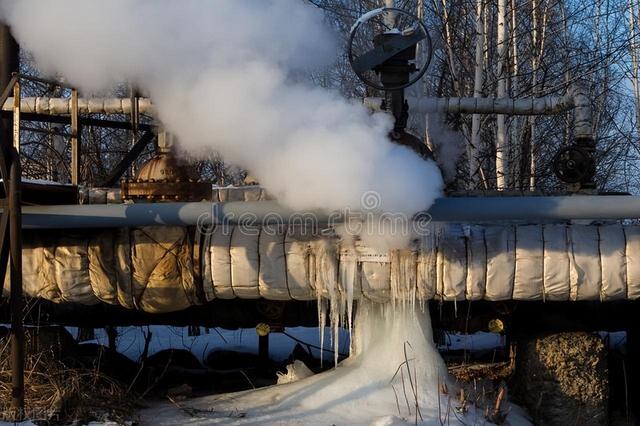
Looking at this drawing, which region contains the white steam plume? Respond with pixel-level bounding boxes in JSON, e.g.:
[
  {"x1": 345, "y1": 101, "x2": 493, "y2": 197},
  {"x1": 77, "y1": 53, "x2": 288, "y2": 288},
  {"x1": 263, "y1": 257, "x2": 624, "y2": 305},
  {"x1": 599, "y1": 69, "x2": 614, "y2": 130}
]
[{"x1": 0, "y1": 0, "x2": 443, "y2": 215}]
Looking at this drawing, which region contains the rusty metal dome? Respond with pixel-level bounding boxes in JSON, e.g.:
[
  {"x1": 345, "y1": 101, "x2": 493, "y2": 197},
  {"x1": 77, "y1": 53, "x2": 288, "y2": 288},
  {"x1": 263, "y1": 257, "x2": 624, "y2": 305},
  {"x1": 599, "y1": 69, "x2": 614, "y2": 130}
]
[
  {"x1": 121, "y1": 151, "x2": 212, "y2": 202},
  {"x1": 134, "y1": 152, "x2": 190, "y2": 183}
]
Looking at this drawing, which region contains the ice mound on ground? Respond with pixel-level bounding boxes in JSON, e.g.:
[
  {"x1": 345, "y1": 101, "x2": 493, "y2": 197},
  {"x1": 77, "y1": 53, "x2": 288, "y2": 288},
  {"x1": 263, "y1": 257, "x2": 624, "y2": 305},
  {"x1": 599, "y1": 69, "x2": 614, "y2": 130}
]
[
  {"x1": 276, "y1": 360, "x2": 314, "y2": 385},
  {"x1": 142, "y1": 303, "x2": 506, "y2": 425}
]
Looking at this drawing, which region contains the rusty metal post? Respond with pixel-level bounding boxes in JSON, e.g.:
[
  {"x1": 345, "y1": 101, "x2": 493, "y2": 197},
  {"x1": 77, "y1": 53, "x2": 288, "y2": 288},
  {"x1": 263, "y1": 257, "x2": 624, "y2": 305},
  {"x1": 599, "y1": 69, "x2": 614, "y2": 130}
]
[
  {"x1": 12, "y1": 79, "x2": 19, "y2": 151},
  {"x1": 0, "y1": 25, "x2": 23, "y2": 419},
  {"x1": 0, "y1": 26, "x2": 18, "y2": 149},
  {"x1": 9, "y1": 147, "x2": 24, "y2": 419},
  {"x1": 70, "y1": 88, "x2": 79, "y2": 185},
  {"x1": 129, "y1": 86, "x2": 139, "y2": 178}
]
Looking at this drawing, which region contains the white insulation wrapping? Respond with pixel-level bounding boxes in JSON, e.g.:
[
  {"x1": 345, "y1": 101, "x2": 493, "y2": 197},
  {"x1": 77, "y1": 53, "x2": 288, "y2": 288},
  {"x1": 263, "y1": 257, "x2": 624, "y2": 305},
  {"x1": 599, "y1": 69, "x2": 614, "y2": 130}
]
[
  {"x1": 3, "y1": 97, "x2": 153, "y2": 115},
  {"x1": 5, "y1": 222, "x2": 640, "y2": 313}
]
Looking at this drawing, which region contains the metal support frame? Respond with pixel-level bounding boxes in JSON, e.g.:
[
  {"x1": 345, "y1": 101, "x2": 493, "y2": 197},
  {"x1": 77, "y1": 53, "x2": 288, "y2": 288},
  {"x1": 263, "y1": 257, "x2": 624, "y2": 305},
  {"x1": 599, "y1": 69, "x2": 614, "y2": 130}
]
[
  {"x1": 70, "y1": 88, "x2": 80, "y2": 185},
  {"x1": 10, "y1": 75, "x2": 81, "y2": 185},
  {"x1": 2, "y1": 74, "x2": 155, "y2": 189},
  {"x1": 12, "y1": 80, "x2": 19, "y2": 151},
  {"x1": 0, "y1": 68, "x2": 161, "y2": 419},
  {"x1": 8, "y1": 148, "x2": 23, "y2": 417},
  {"x1": 129, "y1": 87, "x2": 140, "y2": 178},
  {"x1": 100, "y1": 130, "x2": 155, "y2": 187},
  {"x1": 0, "y1": 27, "x2": 23, "y2": 420},
  {"x1": 0, "y1": 70, "x2": 158, "y2": 419},
  {"x1": 0, "y1": 110, "x2": 155, "y2": 131}
]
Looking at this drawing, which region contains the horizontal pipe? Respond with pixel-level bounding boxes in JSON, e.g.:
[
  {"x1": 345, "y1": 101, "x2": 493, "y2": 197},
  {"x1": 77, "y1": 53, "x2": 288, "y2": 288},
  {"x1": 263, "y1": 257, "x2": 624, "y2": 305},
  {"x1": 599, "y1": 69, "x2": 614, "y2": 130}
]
[
  {"x1": 426, "y1": 196, "x2": 640, "y2": 222},
  {"x1": 404, "y1": 82, "x2": 593, "y2": 141},
  {"x1": 2, "y1": 97, "x2": 153, "y2": 115},
  {"x1": 13, "y1": 196, "x2": 640, "y2": 229},
  {"x1": 8, "y1": 96, "x2": 566, "y2": 116},
  {"x1": 20, "y1": 201, "x2": 299, "y2": 229},
  {"x1": 408, "y1": 96, "x2": 571, "y2": 116}
]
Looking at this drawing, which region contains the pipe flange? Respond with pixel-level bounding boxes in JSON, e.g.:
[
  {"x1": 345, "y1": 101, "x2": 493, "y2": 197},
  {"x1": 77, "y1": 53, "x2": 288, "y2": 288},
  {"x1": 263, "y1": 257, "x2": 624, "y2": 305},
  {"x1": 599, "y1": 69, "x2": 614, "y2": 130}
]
[{"x1": 552, "y1": 145, "x2": 595, "y2": 184}]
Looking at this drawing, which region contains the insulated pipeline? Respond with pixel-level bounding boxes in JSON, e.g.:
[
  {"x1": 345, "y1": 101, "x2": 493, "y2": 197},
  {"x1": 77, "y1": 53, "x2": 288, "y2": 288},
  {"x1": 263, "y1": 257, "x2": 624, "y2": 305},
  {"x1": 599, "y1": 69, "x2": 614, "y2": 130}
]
[
  {"x1": 405, "y1": 83, "x2": 594, "y2": 141},
  {"x1": 2, "y1": 97, "x2": 153, "y2": 115}
]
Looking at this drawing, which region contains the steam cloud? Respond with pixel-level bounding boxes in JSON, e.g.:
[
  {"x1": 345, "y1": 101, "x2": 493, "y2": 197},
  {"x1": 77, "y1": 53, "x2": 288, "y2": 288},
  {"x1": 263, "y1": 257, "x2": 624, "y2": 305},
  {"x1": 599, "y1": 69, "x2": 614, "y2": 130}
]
[{"x1": 0, "y1": 0, "x2": 443, "y2": 215}]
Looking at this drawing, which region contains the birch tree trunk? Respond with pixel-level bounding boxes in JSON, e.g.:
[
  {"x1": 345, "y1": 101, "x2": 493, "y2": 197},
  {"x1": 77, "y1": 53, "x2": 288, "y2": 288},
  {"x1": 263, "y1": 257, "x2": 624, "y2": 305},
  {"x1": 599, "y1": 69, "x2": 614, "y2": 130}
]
[
  {"x1": 435, "y1": 0, "x2": 463, "y2": 95},
  {"x1": 384, "y1": 0, "x2": 396, "y2": 27},
  {"x1": 630, "y1": 0, "x2": 640, "y2": 132},
  {"x1": 496, "y1": 0, "x2": 509, "y2": 189},
  {"x1": 510, "y1": 0, "x2": 521, "y2": 188},
  {"x1": 529, "y1": 0, "x2": 548, "y2": 190},
  {"x1": 469, "y1": 0, "x2": 485, "y2": 189},
  {"x1": 529, "y1": 0, "x2": 539, "y2": 191},
  {"x1": 417, "y1": 0, "x2": 436, "y2": 154}
]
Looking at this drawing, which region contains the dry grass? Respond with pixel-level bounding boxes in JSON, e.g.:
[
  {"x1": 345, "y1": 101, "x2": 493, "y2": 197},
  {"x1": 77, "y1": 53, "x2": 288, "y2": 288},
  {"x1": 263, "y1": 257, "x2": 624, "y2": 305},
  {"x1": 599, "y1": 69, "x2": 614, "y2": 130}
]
[
  {"x1": 448, "y1": 360, "x2": 513, "y2": 382},
  {"x1": 0, "y1": 334, "x2": 137, "y2": 424},
  {"x1": 445, "y1": 360, "x2": 516, "y2": 424}
]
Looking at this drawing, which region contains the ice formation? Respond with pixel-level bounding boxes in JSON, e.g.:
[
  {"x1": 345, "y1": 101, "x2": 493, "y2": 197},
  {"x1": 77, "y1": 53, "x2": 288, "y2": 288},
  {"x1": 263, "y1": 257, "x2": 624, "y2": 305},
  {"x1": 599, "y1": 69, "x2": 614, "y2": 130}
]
[{"x1": 144, "y1": 301, "x2": 491, "y2": 425}]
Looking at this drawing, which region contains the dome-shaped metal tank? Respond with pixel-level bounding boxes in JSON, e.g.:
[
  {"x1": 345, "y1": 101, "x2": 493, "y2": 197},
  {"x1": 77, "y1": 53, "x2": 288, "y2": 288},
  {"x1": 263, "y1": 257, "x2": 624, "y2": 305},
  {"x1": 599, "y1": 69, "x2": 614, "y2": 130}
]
[{"x1": 121, "y1": 150, "x2": 211, "y2": 202}]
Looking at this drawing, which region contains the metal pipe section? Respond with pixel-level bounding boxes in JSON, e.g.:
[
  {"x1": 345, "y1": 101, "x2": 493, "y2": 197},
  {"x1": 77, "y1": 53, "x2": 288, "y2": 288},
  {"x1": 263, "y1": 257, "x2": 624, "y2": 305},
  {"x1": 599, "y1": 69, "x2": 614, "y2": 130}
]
[
  {"x1": 20, "y1": 201, "x2": 299, "y2": 229},
  {"x1": 2, "y1": 97, "x2": 153, "y2": 115},
  {"x1": 425, "y1": 196, "x2": 640, "y2": 222},
  {"x1": 13, "y1": 196, "x2": 640, "y2": 229},
  {"x1": 4, "y1": 85, "x2": 594, "y2": 140},
  {"x1": 404, "y1": 82, "x2": 593, "y2": 141},
  {"x1": 408, "y1": 96, "x2": 570, "y2": 115}
]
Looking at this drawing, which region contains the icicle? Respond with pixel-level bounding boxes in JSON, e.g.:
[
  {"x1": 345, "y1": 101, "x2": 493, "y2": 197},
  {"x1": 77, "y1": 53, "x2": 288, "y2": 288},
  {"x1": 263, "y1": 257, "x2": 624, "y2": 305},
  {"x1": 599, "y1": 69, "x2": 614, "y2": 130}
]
[
  {"x1": 346, "y1": 274, "x2": 355, "y2": 357},
  {"x1": 332, "y1": 296, "x2": 340, "y2": 367},
  {"x1": 318, "y1": 297, "x2": 327, "y2": 368},
  {"x1": 313, "y1": 240, "x2": 327, "y2": 368},
  {"x1": 315, "y1": 237, "x2": 344, "y2": 368},
  {"x1": 339, "y1": 244, "x2": 357, "y2": 356}
]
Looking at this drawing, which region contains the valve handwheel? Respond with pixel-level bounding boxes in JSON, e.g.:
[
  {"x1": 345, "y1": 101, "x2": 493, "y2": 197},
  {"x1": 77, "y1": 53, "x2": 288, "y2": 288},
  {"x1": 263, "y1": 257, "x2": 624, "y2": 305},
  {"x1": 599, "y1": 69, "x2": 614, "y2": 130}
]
[{"x1": 348, "y1": 7, "x2": 432, "y2": 91}]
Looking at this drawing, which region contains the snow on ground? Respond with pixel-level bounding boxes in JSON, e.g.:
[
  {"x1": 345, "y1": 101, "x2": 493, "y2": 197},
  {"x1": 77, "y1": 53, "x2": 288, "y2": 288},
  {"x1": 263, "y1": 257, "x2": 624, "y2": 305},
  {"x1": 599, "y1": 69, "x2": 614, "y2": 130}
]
[
  {"x1": 64, "y1": 326, "x2": 503, "y2": 366},
  {"x1": 8, "y1": 319, "x2": 530, "y2": 425},
  {"x1": 440, "y1": 331, "x2": 504, "y2": 352},
  {"x1": 66, "y1": 326, "x2": 351, "y2": 364},
  {"x1": 132, "y1": 304, "x2": 531, "y2": 425}
]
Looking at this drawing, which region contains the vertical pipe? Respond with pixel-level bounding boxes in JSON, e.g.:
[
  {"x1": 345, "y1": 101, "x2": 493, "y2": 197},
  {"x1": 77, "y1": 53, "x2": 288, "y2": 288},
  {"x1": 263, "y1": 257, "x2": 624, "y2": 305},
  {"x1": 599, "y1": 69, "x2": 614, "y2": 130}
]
[
  {"x1": 259, "y1": 334, "x2": 269, "y2": 367},
  {"x1": 71, "y1": 88, "x2": 79, "y2": 185},
  {"x1": 9, "y1": 148, "x2": 24, "y2": 419}
]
